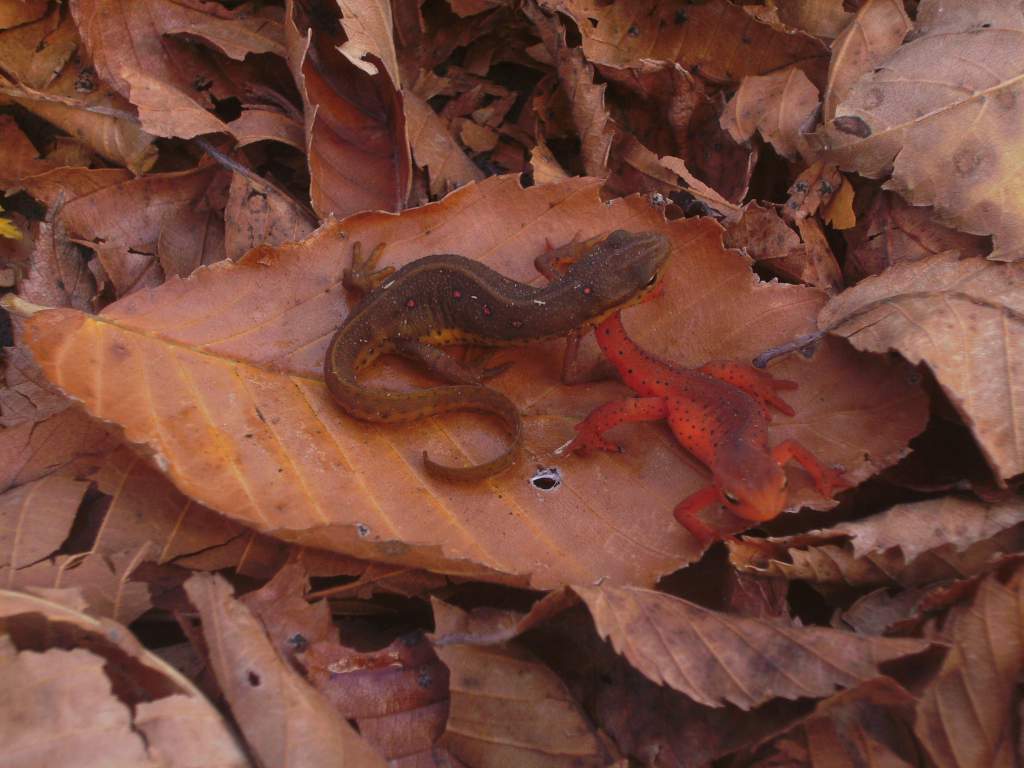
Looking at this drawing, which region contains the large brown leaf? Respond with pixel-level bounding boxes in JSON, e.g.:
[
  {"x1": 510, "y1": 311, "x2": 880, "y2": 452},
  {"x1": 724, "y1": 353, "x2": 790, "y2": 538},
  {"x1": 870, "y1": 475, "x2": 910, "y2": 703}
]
[
  {"x1": 819, "y1": 251, "x2": 1024, "y2": 481},
  {"x1": 818, "y1": 0, "x2": 1024, "y2": 260},
  {"x1": 574, "y1": 583, "x2": 930, "y2": 710},
  {"x1": 21, "y1": 176, "x2": 925, "y2": 588}
]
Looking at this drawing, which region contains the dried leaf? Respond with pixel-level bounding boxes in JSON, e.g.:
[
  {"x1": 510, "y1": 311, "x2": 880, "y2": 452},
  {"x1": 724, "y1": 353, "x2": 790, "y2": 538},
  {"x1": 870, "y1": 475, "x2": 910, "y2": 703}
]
[
  {"x1": 304, "y1": 630, "x2": 452, "y2": 762},
  {"x1": 573, "y1": 583, "x2": 930, "y2": 709},
  {"x1": 0, "y1": 589, "x2": 247, "y2": 767},
  {"x1": 0, "y1": 475, "x2": 88, "y2": 586},
  {"x1": 184, "y1": 572, "x2": 387, "y2": 767},
  {"x1": 915, "y1": 569, "x2": 1024, "y2": 768},
  {"x1": 0, "y1": 0, "x2": 48, "y2": 30},
  {"x1": 284, "y1": 0, "x2": 410, "y2": 218},
  {"x1": 819, "y1": 252, "x2": 1024, "y2": 480},
  {"x1": 0, "y1": 345, "x2": 70, "y2": 428},
  {"x1": 0, "y1": 640, "x2": 158, "y2": 766},
  {"x1": 404, "y1": 90, "x2": 485, "y2": 197},
  {"x1": 71, "y1": 0, "x2": 283, "y2": 139},
  {"x1": 731, "y1": 496, "x2": 1024, "y2": 589},
  {"x1": 0, "y1": 405, "x2": 121, "y2": 494},
  {"x1": 22, "y1": 176, "x2": 926, "y2": 586},
  {"x1": 843, "y1": 191, "x2": 990, "y2": 282},
  {"x1": 822, "y1": 0, "x2": 911, "y2": 120},
  {"x1": 721, "y1": 67, "x2": 819, "y2": 161},
  {"x1": 818, "y1": 0, "x2": 1024, "y2": 260},
  {"x1": 774, "y1": 0, "x2": 853, "y2": 38},
  {"x1": 0, "y1": 11, "x2": 158, "y2": 174},
  {"x1": 224, "y1": 173, "x2": 314, "y2": 263},
  {"x1": 546, "y1": 0, "x2": 828, "y2": 87},
  {"x1": 432, "y1": 598, "x2": 613, "y2": 767},
  {"x1": 336, "y1": 0, "x2": 402, "y2": 87},
  {"x1": 19, "y1": 220, "x2": 96, "y2": 311},
  {"x1": 762, "y1": 677, "x2": 918, "y2": 767}
]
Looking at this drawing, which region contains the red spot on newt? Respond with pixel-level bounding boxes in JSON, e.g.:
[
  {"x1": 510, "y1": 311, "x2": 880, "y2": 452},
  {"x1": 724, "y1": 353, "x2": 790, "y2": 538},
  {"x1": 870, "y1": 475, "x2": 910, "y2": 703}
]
[{"x1": 406, "y1": 298, "x2": 416, "y2": 308}]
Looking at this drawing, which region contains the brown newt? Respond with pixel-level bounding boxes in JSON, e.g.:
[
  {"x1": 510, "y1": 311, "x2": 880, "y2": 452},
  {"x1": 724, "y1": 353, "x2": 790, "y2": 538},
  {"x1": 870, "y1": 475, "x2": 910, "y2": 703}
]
[
  {"x1": 324, "y1": 230, "x2": 671, "y2": 481},
  {"x1": 567, "y1": 310, "x2": 850, "y2": 544}
]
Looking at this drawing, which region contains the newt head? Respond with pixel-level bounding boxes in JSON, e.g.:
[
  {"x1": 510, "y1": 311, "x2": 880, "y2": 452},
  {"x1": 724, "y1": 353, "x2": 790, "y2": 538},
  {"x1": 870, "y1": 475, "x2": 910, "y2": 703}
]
[
  {"x1": 565, "y1": 230, "x2": 671, "y2": 319},
  {"x1": 712, "y1": 443, "x2": 788, "y2": 523}
]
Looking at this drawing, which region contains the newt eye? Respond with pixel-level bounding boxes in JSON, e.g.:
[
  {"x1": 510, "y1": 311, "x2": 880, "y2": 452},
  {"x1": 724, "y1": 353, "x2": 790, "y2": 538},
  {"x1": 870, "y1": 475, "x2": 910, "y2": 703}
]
[
  {"x1": 645, "y1": 274, "x2": 659, "y2": 286},
  {"x1": 722, "y1": 490, "x2": 740, "y2": 505}
]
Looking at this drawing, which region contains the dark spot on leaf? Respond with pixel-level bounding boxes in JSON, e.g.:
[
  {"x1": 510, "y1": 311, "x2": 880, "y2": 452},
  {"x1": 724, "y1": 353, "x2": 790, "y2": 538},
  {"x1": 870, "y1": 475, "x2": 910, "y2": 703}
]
[
  {"x1": 247, "y1": 671, "x2": 261, "y2": 686},
  {"x1": 833, "y1": 116, "x2": 871, "y2": 138}
]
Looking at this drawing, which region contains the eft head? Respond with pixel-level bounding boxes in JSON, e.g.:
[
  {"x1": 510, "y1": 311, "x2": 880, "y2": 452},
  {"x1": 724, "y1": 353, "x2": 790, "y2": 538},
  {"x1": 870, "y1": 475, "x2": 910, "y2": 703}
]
[
  {"x1": 711, "y1": 442, "x2": 788, "y2": 523},
  {"x1": 562, "y1": 230, "x2": 670, "y2": 323}
]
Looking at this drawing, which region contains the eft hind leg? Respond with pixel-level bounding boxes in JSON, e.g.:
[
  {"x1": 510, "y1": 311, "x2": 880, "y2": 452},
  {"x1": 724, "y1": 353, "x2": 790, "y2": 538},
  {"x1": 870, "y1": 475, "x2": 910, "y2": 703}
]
[
  {"x1": 567, "y1": 397, "x2": 668, "y2": 454},
  {"x1": 343, "y1": 242, "x2": 395, "y2": 293},
  {"x1": 771, "y1": 439, "x2": 851, "y2": 497},
  {"x1": 391, "y1": 339, "x2": 511, "y2": 385},
  {"x1": 699, "y1": 361, "x2": 797, "y2": 419}
]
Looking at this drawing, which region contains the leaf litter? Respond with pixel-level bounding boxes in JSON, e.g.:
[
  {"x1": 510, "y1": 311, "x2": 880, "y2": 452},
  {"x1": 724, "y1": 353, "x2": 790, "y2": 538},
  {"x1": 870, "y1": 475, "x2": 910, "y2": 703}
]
[{"x1": 0, "y1": 0, "x2": 1021, "y2": 765}]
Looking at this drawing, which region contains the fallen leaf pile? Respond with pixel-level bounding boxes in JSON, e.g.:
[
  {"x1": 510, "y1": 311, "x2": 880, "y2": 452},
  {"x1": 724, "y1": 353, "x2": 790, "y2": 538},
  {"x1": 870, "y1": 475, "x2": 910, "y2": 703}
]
[{"x1": 0, "y1": 0, "x2": 1020, "y2": 765}]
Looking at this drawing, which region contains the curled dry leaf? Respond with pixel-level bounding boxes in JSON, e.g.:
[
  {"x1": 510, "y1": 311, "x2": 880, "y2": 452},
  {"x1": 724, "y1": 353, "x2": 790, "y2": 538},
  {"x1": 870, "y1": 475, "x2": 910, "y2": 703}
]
[
  {"x1": 545, "y1": 0, "x2": 828, "y2": 87},
  {"x1": 761, "y1": 677, "x2": 919, "y2": 767},
  {"x1": 284, "y1": 0, "x2": 410, "y2": 218},
  {"x1": 819, "y1": 251, "x2": 1024, "y2": 480},
  {"x1": 915, "y1": 568, "x2": 1024, "y2": 768},
  {"x1": 91, "y1": 446, "x2": 369, "y2": 580},
  {"x1": 224, "y1": 172, "x2": 315, "y2": 263},
  {"x1": 844, "y1": 191, "x2": 991, "y2": 283},
  {"x1": 731, "y1": 496, "x2": 1024, "y2": 590},
  {"x1": 21, "y1": 176, "x2": 926, "y2": 587},
  {"x1": 0, "y1": 475, "x2": 87, "y2": 586},
  {"x1": 336, "y1": 0, "x2": 402, "y2": 86},
  {"x1": 819, "y1": 0, "x2": 1024, "y2": 260},
  {"x1": 0, "y1": 345, "x2": 70, "y2": 428},
  {"x1": 773, "y1": 0, "x2": 853, "y2": 39},
  {"x1": 70, "y1": 0, "x2": 284, "y2": 139},
  {"x1": 725, "y1": 202, "x2": 842, "y2": 292},
  {"x1": 304, "y1": 629, "x2": 453, "y2": 763},
  {"x1": 184, "y1": 572, "x2": 388, "y2": 768},
  {"x1": 721, "y1": 66, "x2": 819, "y2": 161},
  {"x1": 822, "y1": 0, "x2": 911, "y2": 120},
  {"x1": 0, "y1": 404, "x2": 121, "y2": 494},
  {"x1": 432, "y1": 598, "x2": 614, "y2": 767},
  {"x1": 573, "y1": 583, "x2": 930, "y2": 710},
  {"x1": 58, "y1": 165, "x2": 223, "y2": 297},
  {"x1": 0, "y1": 640, "x2": 158, "y2": 767},
  {"x1": 404, "y1": 90, "x2": 485, "y2": 197},
  {"x1": 0, "y1": 9, "x2": 158, "y2": 174},
  {"x1": 0, "y1": 589, "x2": 248, "y2": 768}
]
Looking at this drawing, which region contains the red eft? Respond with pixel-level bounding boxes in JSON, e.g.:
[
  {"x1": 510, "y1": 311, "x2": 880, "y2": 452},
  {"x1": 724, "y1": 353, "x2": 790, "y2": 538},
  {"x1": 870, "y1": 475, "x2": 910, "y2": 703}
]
[
  {"x1": 324, "y1": 230, "x2": 671, "y2": 481},
  {"x1": 567, "y1": 311, "x2": 850, "y2": 544}
]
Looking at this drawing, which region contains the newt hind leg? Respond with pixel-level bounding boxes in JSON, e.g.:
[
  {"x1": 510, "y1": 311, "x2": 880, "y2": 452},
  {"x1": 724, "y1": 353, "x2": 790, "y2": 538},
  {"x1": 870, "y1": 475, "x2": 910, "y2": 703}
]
[
  {"x1": 699, "y1": 361, "x2": 797, "y2": 419},
  {"x1": 567, "y1": 397, "x2": 668, "y2": 455}
]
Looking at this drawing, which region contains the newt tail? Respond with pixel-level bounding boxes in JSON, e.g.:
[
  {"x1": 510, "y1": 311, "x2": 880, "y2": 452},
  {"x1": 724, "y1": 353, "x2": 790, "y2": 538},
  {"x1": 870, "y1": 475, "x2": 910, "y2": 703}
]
[{"x1": 324, "y1": 231, "x2": 671, "y2": 480}]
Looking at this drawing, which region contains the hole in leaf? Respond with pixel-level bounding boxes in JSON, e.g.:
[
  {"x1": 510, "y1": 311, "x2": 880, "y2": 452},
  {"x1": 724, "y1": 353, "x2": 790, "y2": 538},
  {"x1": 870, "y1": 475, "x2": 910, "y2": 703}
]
[
  {"x1": 530, "y1": 467, "x2": 561, "y2": 491},
  {"x1": 247, "y1": 671, "x2": 261, "y2": 686}
]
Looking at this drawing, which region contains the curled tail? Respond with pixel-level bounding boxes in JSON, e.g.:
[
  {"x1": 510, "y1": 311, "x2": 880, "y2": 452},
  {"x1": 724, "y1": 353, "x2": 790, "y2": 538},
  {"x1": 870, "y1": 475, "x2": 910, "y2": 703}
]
[{"x1": 324, "y1": 368, "x2": 522, "y2": 481}]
